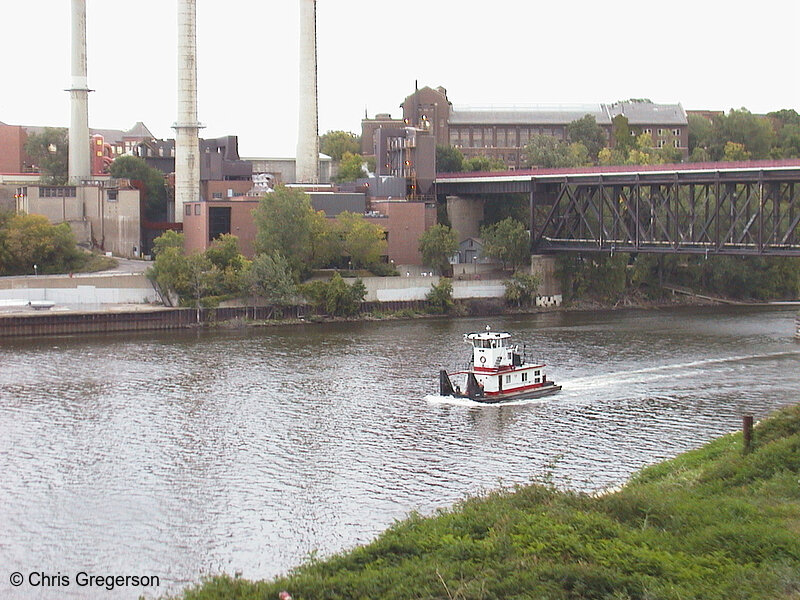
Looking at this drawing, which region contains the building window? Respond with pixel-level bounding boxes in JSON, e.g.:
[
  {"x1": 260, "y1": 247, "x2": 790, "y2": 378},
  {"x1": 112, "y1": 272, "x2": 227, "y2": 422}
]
[
  {"x1": 657, "y1": 128, "x2": 664, "y2": 136},
  {"x1": 497, "y1": 128, "x2": 507, "y2": 147},
  {"x1": 657, "y1": 139, "x2": 666, "y2": 148},
  {"x1": 212, "y1": 192, "x2": 223, "y2": 199},
  {"x1": 185, "y1": 204, "x2": 192, "y2": 216},
  {"x1": 208, "y1": 206, "x2": 232, "y2": 241},
  {"x1": 674, "y1": 139, "x2": 681, "y2": 148},
  {"x1": 194, "y1": 204, "x2": 201, "y2": 215},
  {"x1": 672, "y1": 128, "x2": 680, "y2": 137},
  {"x1": 106, "y1": 190, "x2": 118, "y2": 202},
  {"x1": 40, "y1": 186, "x2": 76, "y2": 198},
  {"x1": 643, "y1": 128, "x2": 652, "y2": 135}
]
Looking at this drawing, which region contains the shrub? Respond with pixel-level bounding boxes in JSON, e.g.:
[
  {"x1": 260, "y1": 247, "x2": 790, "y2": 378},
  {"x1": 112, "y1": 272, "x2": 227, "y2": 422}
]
[{"x1": 426, "y1": 278, "x2": 455, "y2": 314}]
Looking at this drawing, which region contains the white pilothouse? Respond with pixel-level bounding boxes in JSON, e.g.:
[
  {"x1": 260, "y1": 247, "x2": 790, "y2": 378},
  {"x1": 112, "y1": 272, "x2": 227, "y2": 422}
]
[{"x1": 439, "y1": 326, "x2": 561, "y2": 403}]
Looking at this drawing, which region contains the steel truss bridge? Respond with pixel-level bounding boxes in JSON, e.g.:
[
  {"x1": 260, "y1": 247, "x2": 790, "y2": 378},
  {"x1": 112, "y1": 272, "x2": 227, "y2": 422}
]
[{"x1": 436, "y1": 160, "x2": 800, "y2": 256}]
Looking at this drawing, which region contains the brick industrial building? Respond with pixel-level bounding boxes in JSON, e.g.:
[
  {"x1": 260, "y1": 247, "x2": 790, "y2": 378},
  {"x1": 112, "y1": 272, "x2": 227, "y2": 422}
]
[{"x1": 362, "y1": 85, "x2": 689, "y2": 171}]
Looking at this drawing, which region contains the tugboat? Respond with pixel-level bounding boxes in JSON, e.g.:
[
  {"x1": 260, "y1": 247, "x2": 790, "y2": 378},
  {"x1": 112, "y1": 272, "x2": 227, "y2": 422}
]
[{"x1": 439, "y1": 326, "x2": 561, "y2": 403}]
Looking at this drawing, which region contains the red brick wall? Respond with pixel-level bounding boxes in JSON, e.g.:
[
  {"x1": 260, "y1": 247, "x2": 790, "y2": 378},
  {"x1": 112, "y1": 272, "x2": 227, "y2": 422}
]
[
  {"x1": 0, "y1": 124, "x2": 28, "y2": 173},
  {"x1": 368, "y1": 200, "x2": 437, "y2": 265}
]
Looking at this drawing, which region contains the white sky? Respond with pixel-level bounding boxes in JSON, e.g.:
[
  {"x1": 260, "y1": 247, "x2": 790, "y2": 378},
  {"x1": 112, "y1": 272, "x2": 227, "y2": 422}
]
[{"x1": 1, "y1": 1, "x2": 798, "y2": 157}]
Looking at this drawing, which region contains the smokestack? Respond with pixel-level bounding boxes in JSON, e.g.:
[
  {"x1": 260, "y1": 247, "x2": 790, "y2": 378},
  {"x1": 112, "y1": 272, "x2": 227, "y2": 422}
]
[
  {"x1": 174, "y1": 0, "x2": 202, "y2": 222},
  {"x1": 296, "y1": 0, "x2": 319, "y2": 184},
  {"x1": 68, "y1": 0, "x2": 91, "y2": 184}
]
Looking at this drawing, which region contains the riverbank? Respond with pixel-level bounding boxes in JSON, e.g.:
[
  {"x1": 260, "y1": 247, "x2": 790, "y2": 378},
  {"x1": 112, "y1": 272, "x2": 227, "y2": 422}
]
[
  {"x1": 0, "y1": 291, "x2": 784, "y2": 338},
  {"x1": 174, "y1": 404, "x2": 800, "y2": 600}
]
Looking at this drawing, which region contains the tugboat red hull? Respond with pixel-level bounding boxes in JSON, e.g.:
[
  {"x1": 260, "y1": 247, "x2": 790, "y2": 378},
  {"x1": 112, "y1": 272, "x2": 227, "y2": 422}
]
[{"x1": 439, "y1": 369, "x2": 561, "y2": 403}]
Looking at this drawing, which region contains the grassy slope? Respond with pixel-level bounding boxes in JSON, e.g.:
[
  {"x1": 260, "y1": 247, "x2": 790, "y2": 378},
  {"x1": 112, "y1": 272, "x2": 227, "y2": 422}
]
[{"x1": 175, "y1": 405, "x2": 800, "y2": 600}]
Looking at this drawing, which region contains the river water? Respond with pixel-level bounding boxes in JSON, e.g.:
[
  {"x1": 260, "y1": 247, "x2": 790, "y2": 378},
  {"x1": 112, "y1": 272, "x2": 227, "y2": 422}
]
[{"x1": 1, "y1": 306, "x2": 799, "y2": 598}]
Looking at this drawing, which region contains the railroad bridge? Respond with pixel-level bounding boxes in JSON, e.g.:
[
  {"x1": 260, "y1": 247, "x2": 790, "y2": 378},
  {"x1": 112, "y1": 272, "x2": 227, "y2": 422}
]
[{"x1": 436, "y1": 159, "x2": 800, "y2": 256}]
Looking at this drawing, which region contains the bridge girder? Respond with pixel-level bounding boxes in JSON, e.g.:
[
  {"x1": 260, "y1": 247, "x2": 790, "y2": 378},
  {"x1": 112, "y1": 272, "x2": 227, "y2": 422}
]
[{"x1": 435, "y1": 165, "x2": 800, "y2": 257}]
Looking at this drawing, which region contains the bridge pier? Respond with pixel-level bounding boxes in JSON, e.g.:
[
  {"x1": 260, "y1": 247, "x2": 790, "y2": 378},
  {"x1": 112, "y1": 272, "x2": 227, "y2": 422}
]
[
  {"x1": 531, "y1": 254, "x2": 562, "y2": 307},
  {"x1": 446, "y1": 195, "x2": 483, "y2": 241}
]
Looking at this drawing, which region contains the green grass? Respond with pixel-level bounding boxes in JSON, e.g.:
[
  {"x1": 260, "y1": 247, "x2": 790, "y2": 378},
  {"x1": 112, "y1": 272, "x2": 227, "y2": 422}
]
[
  {"x1": 73, "y1": 251, "x2": 118, "y2": 273},
  {"x1": 171, "y1": 404, "x2": 800, "y2": 600}
]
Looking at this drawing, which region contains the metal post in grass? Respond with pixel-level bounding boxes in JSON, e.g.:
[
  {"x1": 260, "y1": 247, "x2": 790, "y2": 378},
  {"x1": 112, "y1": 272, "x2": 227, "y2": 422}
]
[{"x1": 743, "y1": 415, "x2": 754, "y2": 454}]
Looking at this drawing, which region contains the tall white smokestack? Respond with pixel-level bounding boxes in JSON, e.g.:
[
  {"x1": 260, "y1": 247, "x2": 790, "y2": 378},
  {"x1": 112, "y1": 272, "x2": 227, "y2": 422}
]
[
  {"x1": 68, "y1": 0, "x2": 91, "y2": 183},
  {"x1": 174, "y1": 0, "x2": 202, "y2": 222},
  {"x1": 296, "y1": 0, "x2": 319, "y2": 184}
]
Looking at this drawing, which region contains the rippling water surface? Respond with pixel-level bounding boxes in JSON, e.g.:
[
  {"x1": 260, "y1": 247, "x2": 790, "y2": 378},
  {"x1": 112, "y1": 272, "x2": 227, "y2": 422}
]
[{"x1": 1, "y1": 306, "x2": 799, "y2": 598}]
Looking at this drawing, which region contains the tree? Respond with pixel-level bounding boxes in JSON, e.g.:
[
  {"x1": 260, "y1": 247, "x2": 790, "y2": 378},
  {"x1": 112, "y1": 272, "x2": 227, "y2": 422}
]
[
  {"x1": 418, "y1": 224, "x2": 458, "y2": 275},
  {"x1": 300, "y1": 273, "x2": 366, "y2": 316},
  {"x1": 109, "y1": 155, "x2": 168, "y2": 221},
  {"x1": 336, "y1": 211, "x2": 387, "y2": 268},
  {"x1": 688, "y1": 114, "x2": 714, "y2": 158},
  {"x1": 777, "y1": 124, "x2": 800, "y2": 158},
  {"x1": 0, "y1": 213, "x2": 86, "y2": 275},
  {"x1": 248, "y1": 252, "x2": 297, "y2": 310},
  {"x1": 24, "y1": 128, "x2": 68, "y2": 183},
  {"x1": 436, "y1": 145, "x2": 464, "y2": 172},
  {"x1": 723, "y1": 141, "x2": 751, "y2": 162},
  {"x1": 320, "y1": 130, "x2": 361, "y2": 161},
  {"x1": 334, "y1": 152, "x2": 368, "y2": 182},
  {"x1": 152, "y1": 229, "x2": 184, "y2": 256},
  {"x1": 480, "y1": 218, "x2": 530, "y2": 271},
  {"x1": 147, "y1": 245, "x2": 189, "y2": 306},
  {"x1": 524, "y1": 135, "x2": 589, "y2": 169},
  {"x1": 205, "y1": 234, "x2": 249, "y2": 296},
  {"x1": 503, "y1": 272, "x2": 541, "y2": 307},
  {"x1": 425, "y1": 278, "x2": 455, "y2": 314},
  {"x1": 147, "y1": 230, "x2": 247, "y2": 306},
  {"x1": 715, "y1": 108, "x2": 775, "y2": 160},
  {"x1": 567, "y1": 114, "x2": 607, "y2": 159},
  {"x1": 253, "y1": 185, "x2": 329, "y2": 277},
  {"x1": 462, "y1": 155, "x2": 507, "y2": 172},
  {"x1": 611, "y1": 114, "x2": 635, "y2": 154}
]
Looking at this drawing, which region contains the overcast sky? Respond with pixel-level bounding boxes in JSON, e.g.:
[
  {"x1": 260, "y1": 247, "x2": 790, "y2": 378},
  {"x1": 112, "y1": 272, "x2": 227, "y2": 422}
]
[{"x1": 1, "y1": 1, "x2": 798, "y2": 157}]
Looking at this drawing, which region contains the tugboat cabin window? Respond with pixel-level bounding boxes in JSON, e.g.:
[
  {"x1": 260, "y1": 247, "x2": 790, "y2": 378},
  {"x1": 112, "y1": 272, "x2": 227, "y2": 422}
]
[
  {"x1": 521, "y1": 372, "x2": 528, "y2": 382},
  {"x1": 505, "y1": 375, "x2": 511, "y2": 383}
]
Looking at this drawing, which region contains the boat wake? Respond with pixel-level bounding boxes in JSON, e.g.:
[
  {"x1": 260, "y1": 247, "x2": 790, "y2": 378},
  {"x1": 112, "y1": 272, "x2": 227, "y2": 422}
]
[
  {"x1": 565, "y1": 350, "x2": 800, "y2": 393},
  {"x1": 424, "y1": 394, "x2": 550, "y2": 408}
]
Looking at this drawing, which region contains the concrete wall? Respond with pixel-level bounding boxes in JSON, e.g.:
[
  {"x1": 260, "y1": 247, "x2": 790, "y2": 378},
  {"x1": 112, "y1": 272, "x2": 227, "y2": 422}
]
[
  {"x1": 360, "y1": 276, "x2": 505, "y2": 302},
  {"x1": 446, "y1": 195, "x2": 483, "y2": 241},
  {"x1": 531, "y1": 254, "x2": 561, "y2": 296},
  {"x1": 0, "y1": 273, "x2": 157, "y2": 305},
  {"x1": 19, "y1": 184, "x2": 142, "y2": 258}
]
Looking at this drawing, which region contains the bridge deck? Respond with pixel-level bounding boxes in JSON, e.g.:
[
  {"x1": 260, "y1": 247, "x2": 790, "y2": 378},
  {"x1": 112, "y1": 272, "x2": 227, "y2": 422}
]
[{"x1": 436, "y1": 160, "x2": 800, "y2": 256}]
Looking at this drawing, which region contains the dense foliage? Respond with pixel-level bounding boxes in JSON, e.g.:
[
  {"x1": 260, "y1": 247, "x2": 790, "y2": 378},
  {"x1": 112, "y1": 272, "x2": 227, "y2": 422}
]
[
  {"x1": 147, "y1": 232, "x2": 251, "y2": 307},
  {"x1": 418, "y1": 224, "x2": 458, "y2": 275},
  {"x1": 480, "y1": 217, "x2": 530, "y2": 271},
  {"x1": 109, "y1": 155, "x2": 169, "y2": 221},
  {"x1": 319, "y1": 130, "x2": 361, "y2": 161},
  {"x1": 0, "y1": 212, "x2": 87, "y2": 275},
  {"x1": 253, "y1": 186, "x2": 387, "y2": 278},
  {"x1": 24, "y1": 127, "x2": 69, "y2": 183},
  {"x1": 689, "y1": 108, "x2": 800, "y2": 161},
  {"x1": 558, "y1": 252, "x2": 800, "y2": 304},
  {"x1": 300, "y1": 273, "x2": 366, "y2": 317},
  {"x1": 503, "y1": 272, "x2": 540, "y2": 307},
  {"x1": 175, "y1": 403, "x2": 800, "y2": 600},
  {"x1": 424, "y1": 277, "x2": 455, "y2": 314}
]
